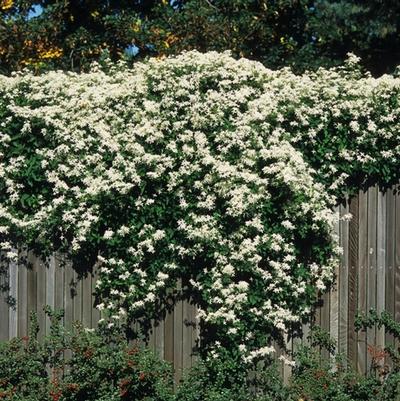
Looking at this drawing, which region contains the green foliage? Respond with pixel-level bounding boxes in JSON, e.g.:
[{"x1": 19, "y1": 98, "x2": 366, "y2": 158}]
[
  {"x1": 0, "y1": 52, "x2": 342, "y2": 363},
  {"x1": 308, "y1": 1, "x2": 400, "y2": 75},
  {"x1": 176, "y1": 357, "x2": 291, "y2": 401},
  {"x1": 3, "y1": 312, "x2": 400, "y2": 401},
  {"x1": 1, "y1": 0, "x2": 400, "y2": 74},
  {"x1": 290, "y1": 344, "x2": 382, "y2": 401},
  {"x1": 0, "y1": 309, "x2": 174, "y2": 401}
]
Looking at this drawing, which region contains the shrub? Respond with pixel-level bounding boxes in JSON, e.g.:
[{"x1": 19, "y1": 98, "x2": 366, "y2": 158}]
[
  {"x1": 0, "y1": 309, "x2": 173, "y2": 401},
  {"x1": 175, "y1": 355, "x2": 290, "y2": 401}
]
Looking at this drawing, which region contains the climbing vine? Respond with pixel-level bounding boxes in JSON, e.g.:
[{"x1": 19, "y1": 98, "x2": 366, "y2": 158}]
[{"x1": 0, "y1": 51, "x2": 399, "y2": 362}]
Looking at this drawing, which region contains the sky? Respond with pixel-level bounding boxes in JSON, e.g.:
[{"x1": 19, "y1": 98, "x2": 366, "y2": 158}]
[{"x1": 27, "y1": 4, "x2": 43, "y2": 19}]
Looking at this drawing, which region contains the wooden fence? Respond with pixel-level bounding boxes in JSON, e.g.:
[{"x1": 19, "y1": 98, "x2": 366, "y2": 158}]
[{"x1": 0, "y1": 185, "x2": 399, "y2": 383}]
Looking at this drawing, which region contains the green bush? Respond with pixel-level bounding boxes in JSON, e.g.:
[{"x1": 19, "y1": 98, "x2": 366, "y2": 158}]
[
  {"x1": 0, "y1": 309, "x2": 173, "y2": 401},
  {"x1": 2, "y1": 311, "x2": 400, "y2": 401}
]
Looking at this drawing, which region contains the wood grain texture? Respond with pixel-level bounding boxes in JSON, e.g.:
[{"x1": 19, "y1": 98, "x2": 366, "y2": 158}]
[
  {"x1": 366, "y1": 186, "x2": 378, "y2": 373},
  {"x1": 330, "y1": 207, "x2": 340, "y2": 362},
  {"x1": 82, "y1": 272, "x2": 92, "y2": 328},
  {"x1": 182, "y1": 297, "x2": 192, "y2": 370},
  {"x1": 45, "y1": 255, "x2": 55, "y2": 335},
  {"x1": 17, "y1": 250, "x2": 28, "y2": 337},
  {"x1": 0, "y1": 259, "x2": 9, "y2": 341},
  {"x1": 348, "y1": 193, "x2": 359, "y2": 369},
  {"x1": 376, "y1": 191, "x2": 386, "y2": 357},
  {"x1": 26, "y1": 252, "x2": 37, "y2": 332},
  {"x1": 385, "y1": 189, "x2": 396, "y2": 368},
  {"x1": 8, "y1": 255, "x2": 17, "y2": 339},
  {"x1": 63, "y1": 257, "x2": 74, "y2": 332},
  {"x1": 173, "y1": 279, "x2": 183, "y2": 386},
  {"x1": 36, "y1": 256, "x2": 46, "y2": 342},
  {"x1": 395, "y1": 186, "x2": 400, "y2": 358},
  {"x1": 339, "y1": 202, "x2": 349, "y2": 357},
  {"x1": 164, "y1": 308, "x2": 174, "y2": 364},
  {"x1": 357, "y1": 189, "x2": 369, "y2": 375}
]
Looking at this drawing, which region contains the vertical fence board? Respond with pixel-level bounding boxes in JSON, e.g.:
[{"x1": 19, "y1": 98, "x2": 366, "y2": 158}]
[
  {"x1": 26, "y1": 252, "x2": 37, "y2": 332},
  {"x1": 82, "y1": 273, "x2": 92, "y2": 328},
  {"x1": 17, "y1": 250, "x2": 28, "y2": 337},
  {"x1": 73, "y1": 270, "x2": 82, "y2": 325},
  {"x1": 182, "y1": 300, "x2": 192, "y2": 370},
  {"x1": 155, "y1": 318, "x2": 165, "y2": 359},
  {"x1": 64, "y1": 258, "x2": 74, "y2": 332},
  {"x1": 8, "y1": 256, "x2": 17, "y2": 339},
  {"x1": 36, "y1": 256, "x2": 46, "y2": 341},
  {"x1": 357, "y1": 190, "x2": 368, "y2": 374},
  {"x1": 283, "y1": 334, "x2": 292, "y2": 385},
  {"x1": 320, "y1": 290, "x2": 330, "y2": 361},
  {"x1": 46, "y1": 255, "x2": 55, "y2": 335},
  {"x1": 366, "y1": 186, "x2": 378, "y2": 373},
  {"x1": 54, "y1": 256, "x2": 64, "y2": 324},
  {"x1": 395, "y1": 187, "x2": 400, "y2": 357},
  {"x1": 164, "y1": 308, "x2": 174, "y2": 364},
  {"x1": 376, "y1": 191, "x2": 386, "y2": 358},
  {"x1": 385, "y1": 189, "x2": 396, "y2": 369},
  {"x1": 173, "y1": 280, "x2": 183, "y2": 385},
  {"x1": 348, "y1": 193, "x2": 359, "y2": 368},
  {"x1": 0, "y1": 260, "x2": 9, "y2": 341},
  {"x1": 330, "y1": 207, "x2": 340, "y2": 361},
  {"x1": 339, "y1": 203, "x2": 349, "y2": 357},
  {"x1": 190, "y1": 303, "x2": 198, "y2": 365},
  {"x1": 91, "y1": 267, "x2": 100, "y2": 328}
]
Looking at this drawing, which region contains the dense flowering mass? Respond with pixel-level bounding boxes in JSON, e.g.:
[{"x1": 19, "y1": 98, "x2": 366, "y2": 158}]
[{"x1": 0, "y1": 51, "x2": 399, "y2": 361}]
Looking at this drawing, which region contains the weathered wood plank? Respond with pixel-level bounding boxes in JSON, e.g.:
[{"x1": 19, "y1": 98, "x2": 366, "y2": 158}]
[
  {"x1": 45, "y1": 255, "x2": 56, "y2": 335},
  {"x1": 54, "y1": 255, "x2": 64, "y2": 323},
  {"x1": 376, "y1": 191, "x2": 386, "y2": 360},
  {"x1": 357, "y1": 189, "x2": 368, "y2": 374},
  {"x1": 26, "y1": 252, "x2": 37, "y2": 332},
  {"x1": 91, "y1": 266, "x2": 100, "y2": 328},
  {"x1": 385, "y1": 189, "x2": 396, "y2": 369},
  {"x1": 73, "y1": 269, "x2": 82, "y2": 324},
  {"x1": 17, "y1": 250, "x2": 28, "y2": 337},
  {"x1": 191, "y1": 303, "x2": 199, "y2": 365},
  {"x1": 64, "y1": 258, "x2": 74, "y2": 332},
  {"x1": 36, "y1": 256, "x2": 47, "y2": 342},
  {"x1": 164, "y1": 305, "x2": 174, "y2": 365},
  {"x1": 155, "y1": 318, "x2": 165, "y2": 359},
  {"x1": 8, "y1": 254, "x2": 18, "y2": 339},
  {"x1": 348, "y1": 193, "x2": 359, "y2": 369},
  {"x1": 320, "y1": 290, "x2": 330, "y2": 361},
  {"x1": 366, "y1": 186, "x2": 378, "y2": 373},
  {"x1": 330, "y1": 206, "x2": 340, "y2": 361},
  {"x1": 339, "y1": 202, "x2": 349, "y2": 357},
  {"x1": 82, "y1": 273, "x2": 92, "y2": 328},
  {"x1": 0, "y1": 259, "x2": 9, "y2": 341},
  {"x1": 173, "y1": 280, "x2": 183, "y2": 385},
  {"x1": 182, "y1": 299, "x2": 192, "y2": 370},
  {"x1": 394, "y1": 186, "x2": 400, "y2": 360},
  {"x1": 283, "y1": 333, "x2": 293, "y2": 385}
]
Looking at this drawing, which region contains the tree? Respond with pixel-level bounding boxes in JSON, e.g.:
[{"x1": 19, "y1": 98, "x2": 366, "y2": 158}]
[
  {"x1": 0, "y1": 0, "x2": 400, "y2": 75},
  {"x1": 308, "y1": 0, "x2": 400, "y2": 75},
  {"x1": 0, "y1": 0, "x2": 159, "y2": 73}
]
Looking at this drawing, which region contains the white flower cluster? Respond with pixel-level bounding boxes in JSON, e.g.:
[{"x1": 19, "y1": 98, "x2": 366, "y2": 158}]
[{"x1": 2, "y1": 50, "x2": 397, "y2": 362}]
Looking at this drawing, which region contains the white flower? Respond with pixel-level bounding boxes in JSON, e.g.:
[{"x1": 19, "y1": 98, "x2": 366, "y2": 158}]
[
  {"x1": 103, "y1": 230, "x2": 114, "y2": 239},
  {"x1": 237, "y1": 281, "x2": 249, "y2": 292}
]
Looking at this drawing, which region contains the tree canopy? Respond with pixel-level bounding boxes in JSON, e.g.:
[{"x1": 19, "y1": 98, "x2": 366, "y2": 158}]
[{"x1": 0, "y1": 1, "x2": 399, "y2": 75}]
